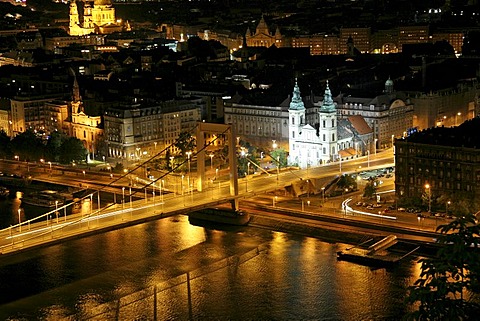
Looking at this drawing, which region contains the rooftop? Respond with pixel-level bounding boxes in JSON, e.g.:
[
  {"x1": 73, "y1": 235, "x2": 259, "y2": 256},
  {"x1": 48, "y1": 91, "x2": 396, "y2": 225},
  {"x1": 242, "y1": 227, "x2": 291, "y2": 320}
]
[{"x1": 400, "y1": 117, "x2": 480, "y2": 149}]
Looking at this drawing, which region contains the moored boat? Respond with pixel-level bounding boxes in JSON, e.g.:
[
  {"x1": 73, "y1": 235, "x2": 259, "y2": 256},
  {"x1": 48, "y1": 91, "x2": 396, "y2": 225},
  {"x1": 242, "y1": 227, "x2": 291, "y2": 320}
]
[
  {"x1": 188, "y1": 207, "x2": 251, "y2": 226},
  {"x1": 21, "y1": 190, "x2": 65, "y2": 208}
]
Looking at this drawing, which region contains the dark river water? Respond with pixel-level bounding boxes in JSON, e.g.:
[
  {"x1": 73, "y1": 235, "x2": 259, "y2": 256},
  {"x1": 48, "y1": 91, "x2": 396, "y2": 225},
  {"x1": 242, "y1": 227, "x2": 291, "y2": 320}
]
[{"x1": 0, "y1": 185, "x2": 420, "y2": 320}]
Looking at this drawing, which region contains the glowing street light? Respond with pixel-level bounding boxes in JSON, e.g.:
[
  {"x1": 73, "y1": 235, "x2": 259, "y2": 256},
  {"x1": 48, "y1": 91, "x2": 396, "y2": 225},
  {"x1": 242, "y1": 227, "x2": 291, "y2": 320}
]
[
  {"x1": 17, "y1": 208, "x2": 21, "y2": 232},
  {"x1": 425, "y1": 183, "x2": 431, "y2": 214},
  {"x1": 344, "y1": 188, "x2": 349, "y2": 216},
  {"x1": 55, "y1": 200, "x2": 59, "y2": 223},
  {"x1": 186, "y1": 151, "x2": 192, "y2": 191},
  {"x1": 209, "y1": 153, "x2": 214, "y2": 170},
  {"x1": 82, "y1": 170, "x2": 86, "y2": 178},
  {"x1": 122, "y1": 187, "x2": 125, "y2": 209}
]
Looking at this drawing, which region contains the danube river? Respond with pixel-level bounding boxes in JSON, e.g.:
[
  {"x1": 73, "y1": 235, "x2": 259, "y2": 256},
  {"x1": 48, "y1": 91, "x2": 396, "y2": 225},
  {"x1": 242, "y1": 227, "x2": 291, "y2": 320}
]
[{"x1": 0, "y1": 188, "x2": 420, "y2": 320}]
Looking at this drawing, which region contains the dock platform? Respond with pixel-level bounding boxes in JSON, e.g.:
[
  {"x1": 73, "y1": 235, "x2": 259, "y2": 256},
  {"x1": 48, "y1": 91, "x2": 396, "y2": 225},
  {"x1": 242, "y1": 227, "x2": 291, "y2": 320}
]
[{"x1": 337, "y1": 235, "x2": 419, "y2": 267}]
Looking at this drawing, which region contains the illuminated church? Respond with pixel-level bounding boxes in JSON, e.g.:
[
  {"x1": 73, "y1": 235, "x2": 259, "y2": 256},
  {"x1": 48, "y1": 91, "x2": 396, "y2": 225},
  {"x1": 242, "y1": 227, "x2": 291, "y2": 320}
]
[{"x1": 69, "y1": 0, "x2": 127, "y2": 36}]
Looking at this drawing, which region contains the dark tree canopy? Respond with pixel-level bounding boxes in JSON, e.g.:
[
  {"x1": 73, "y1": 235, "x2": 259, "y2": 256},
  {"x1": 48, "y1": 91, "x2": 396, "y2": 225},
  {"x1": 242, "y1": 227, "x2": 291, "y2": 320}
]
[
  {"x1": 11, "y1": 129, "x2": 45, "y2": 162},
  {"x1": 406, "y1": 213, "x2": 480, "y2": 320},
  {"x1": 59, "y1": 137, "x2": 88, "y2": 164}
]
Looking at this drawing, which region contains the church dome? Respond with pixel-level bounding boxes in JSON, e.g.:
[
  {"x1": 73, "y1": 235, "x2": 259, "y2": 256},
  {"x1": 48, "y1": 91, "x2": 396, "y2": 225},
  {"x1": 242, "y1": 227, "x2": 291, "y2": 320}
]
[
  {"x1": 94, "y1": 0, "x2": 112, "y2": 5},
  {"x1": 385, "y1": 78, "x2": 393, "y2": 87}
]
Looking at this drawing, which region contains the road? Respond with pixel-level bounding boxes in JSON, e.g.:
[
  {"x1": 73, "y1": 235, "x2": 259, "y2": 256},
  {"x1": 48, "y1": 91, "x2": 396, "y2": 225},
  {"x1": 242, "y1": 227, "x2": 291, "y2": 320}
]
[{"x1": 0, "y1": 149, "x2": 444, "y2": 256}]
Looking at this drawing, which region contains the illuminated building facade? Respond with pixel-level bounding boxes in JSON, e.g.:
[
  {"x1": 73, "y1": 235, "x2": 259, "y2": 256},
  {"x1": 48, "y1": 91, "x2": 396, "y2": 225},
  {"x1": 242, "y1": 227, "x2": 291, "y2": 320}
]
[
  {"x1": 395, "y1": 119, "x2": 480, "y2": 202},
  {"x1": 245, "y1": 16, "x2": 283, "y2": 48},
  {"x1": 336, "y1": 79, "x2": 414, "y2": 149},
  {"x1": 104, "y1": 100, "x2": 201, "y2": 162},
  {"x1": 69, "y1": 0, "x2": 124, "y2": 36}
]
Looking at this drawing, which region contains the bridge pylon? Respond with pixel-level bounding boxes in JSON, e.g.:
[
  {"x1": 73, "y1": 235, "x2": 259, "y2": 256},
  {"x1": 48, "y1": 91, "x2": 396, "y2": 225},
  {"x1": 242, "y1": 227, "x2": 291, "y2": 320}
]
[{"x1": 196, "y1": 122, "x2": 239, "y2": 209}]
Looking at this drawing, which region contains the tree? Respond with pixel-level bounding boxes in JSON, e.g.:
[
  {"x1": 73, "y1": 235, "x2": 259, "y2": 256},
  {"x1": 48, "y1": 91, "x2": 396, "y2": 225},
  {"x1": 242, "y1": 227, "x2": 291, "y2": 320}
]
[
  {"x1": 337, "y1": 174, "x2": 357, "y2": 191},
  {"x1": 405, "y1": 213, "x2": 480, "y2": 320},
  {"x1": 11, "y1": 129, "x2": 45, "y2": 161},
  {"x1": 174, "y1": 131, "x2": 196, "y2": 157},
  {"x1": 58, "y1": 137, "x2": 88, "y2": 164},
  {"x1": 270, "y1": 148, "x2": 287, "y2": 168},
  {"x1": 45, "y1": 131, "x2": 67, "y2": 162},
  {"x1": 0, "y1": 130, "x2": 12, "y2": 159},
  {"x1": 363, "y1": 179, "x2": 378, "y2": 198}
]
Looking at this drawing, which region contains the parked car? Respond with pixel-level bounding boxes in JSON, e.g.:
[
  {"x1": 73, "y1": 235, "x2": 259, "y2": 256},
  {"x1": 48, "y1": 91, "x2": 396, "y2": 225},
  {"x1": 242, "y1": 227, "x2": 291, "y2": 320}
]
[{"x1": 398, "y1": 207, "x2": 406, "y2": 212}]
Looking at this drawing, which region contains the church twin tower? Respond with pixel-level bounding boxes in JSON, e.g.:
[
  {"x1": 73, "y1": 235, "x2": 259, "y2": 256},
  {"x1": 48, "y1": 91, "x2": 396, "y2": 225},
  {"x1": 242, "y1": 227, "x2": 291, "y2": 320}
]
[{"x1": 288, "y1": 81, "x2": 338, "y2": 169}]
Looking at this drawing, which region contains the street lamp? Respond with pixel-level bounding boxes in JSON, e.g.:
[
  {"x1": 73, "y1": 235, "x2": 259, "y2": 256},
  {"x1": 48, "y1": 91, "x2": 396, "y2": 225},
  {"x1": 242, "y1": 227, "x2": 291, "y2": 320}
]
[
  {"x1": 272, "y1": 140, "x2": 278, "y2": 149},
  {"x1": 122, "y1": 187, "x2": 125, "y2": 209},
  {"x1": 276, "y1": 155, "x2": 280, "y2": 182},
  {"x1": 55, "y1": 200, "x2": 59, "y2": 223},
  {"x1": 83, "y1": 170, "x2": 86, "y2": 178},
  {"x1": 456, "y1": 112, "x2": 461, "y2": 126},
  {"x1": 186, "y1": 151, "x2": 192, "y2": 192},
  {"x1": 129, "y1": 186, "x2": 132, "y2": 208},
  {"x1": 17, "y1": 208, "x2": 21, "y2": 232},
  {"x1": 446, "y1": 200, "x2": 451, "y2": 214},
  {"x1": 246, "y1": 162, "x2": 250, "y2": 192},
  {"x1": 344, "y1": 188, "x2": 349, "y2": 216},
  {"x1": 90, "y1": 193, "x2": 93, "y2": 214},
  {"x1": 374, "y1": 138, "x2": 378, "y2": 154},
  {"x1": 321, "y1": 187, "x2": 325, "y2": 205},
  {"x1": 209, "y1": 153, "x2": 214, "y2": 170},
  {"x1": 425, "y1": 183, "x2": 431, "y2": 214},
  {"x1": 14, "y1": 155, "x2": 19, "y2": 161}
]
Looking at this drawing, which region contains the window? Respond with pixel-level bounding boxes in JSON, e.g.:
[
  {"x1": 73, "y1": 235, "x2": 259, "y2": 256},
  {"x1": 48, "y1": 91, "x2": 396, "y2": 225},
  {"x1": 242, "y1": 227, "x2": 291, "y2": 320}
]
[
  {"x1": 292, "y1": 131, "x2": 295, "y2": 138},
  {"x1": 323, "y1": 134, "x2": 326, "y2": 141},
  {"x1": 332, "y1": 133, "x2": 335, "y2": 141},
  {"x1": 292, "y1": 117, "x2": 295, "y2": 125},
  {"x1": 331, "y1": 119, "x2": 334, "y2": 127},
  {"x1": 323, "y1": 120, "x2": 326, "y2": 128}
]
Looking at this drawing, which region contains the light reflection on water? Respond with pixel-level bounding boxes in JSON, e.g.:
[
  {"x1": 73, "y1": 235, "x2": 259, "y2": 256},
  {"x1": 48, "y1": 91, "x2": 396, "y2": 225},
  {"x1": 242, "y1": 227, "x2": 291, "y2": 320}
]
[{"x1": 0, "y1": 210, "x2": 420, "y2": 320}]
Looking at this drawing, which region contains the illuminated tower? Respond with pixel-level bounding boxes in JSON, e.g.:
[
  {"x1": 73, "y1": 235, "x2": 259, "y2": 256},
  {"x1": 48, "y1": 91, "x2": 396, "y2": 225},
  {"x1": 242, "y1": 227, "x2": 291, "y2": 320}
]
[
  {"x1": 83, "y1": 2, "x2": 94, "y2": 29},
  {"x1": 288, "y1": 79, "x2": 305, "y2": 154},
  {"x1": 69, "y1": 1, "x2": 80, "y2": 32},
  {"x1": 318, "y1": 81, "x2": 338, "y2": 161}
]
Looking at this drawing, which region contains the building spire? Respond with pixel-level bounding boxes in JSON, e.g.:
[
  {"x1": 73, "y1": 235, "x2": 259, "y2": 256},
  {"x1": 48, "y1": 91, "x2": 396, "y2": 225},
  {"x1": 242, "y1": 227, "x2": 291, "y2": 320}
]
[
  {"x1": 289, "y1": 78, "x2": 305, "y2": 110},
  {"x1": 320, "y1": 80, "x2": 336, "y2": 112}
]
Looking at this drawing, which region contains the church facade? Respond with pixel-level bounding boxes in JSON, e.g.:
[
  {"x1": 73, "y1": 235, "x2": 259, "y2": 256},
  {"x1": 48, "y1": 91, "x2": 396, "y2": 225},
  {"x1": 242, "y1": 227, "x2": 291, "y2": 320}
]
[
  {"x1": 288, "y1": 81, "x2": 373, "y2": 169},
  {"x1": 245, "y1": 16, "x2": 283, "y2": 48},
  {"x1": 69, "y1": 0, "x2": 126, "y2": 36}
]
